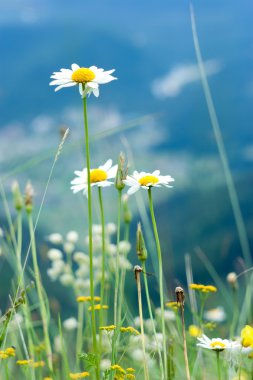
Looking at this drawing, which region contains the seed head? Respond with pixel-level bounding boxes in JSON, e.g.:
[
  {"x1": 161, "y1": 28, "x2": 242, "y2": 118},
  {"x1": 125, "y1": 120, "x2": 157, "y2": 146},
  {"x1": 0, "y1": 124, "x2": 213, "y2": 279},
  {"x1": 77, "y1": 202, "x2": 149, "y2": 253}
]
[
  {"x1": 175, "y1": 286, "x2": 185, "y2": 306},
  {"x1": 115, "y1": 152, "x2": 127, "y2": 190},
  {"x1": 24, "y1": 181, "x2": 35, "y2": 213},
  {"x1": 12, "y1": 181, "x2": 23, "y2": 211}
]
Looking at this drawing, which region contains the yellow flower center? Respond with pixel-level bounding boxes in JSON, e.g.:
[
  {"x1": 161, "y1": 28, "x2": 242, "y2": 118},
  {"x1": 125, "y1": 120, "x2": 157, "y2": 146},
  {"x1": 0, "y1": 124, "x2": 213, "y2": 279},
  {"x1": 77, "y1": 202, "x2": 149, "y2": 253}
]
[
  {"x1": 138, "y1": 175, "x2": 159, "y2": 186},
  {"x1": 210, "y1": 341, "x2": 226, "y2": 349},
  {"x1": 71, "y1": 68, "x2": 95, "y2": 83},
  {"x1": 90, "y1": 169, "x2": 108, "y2": 183}
]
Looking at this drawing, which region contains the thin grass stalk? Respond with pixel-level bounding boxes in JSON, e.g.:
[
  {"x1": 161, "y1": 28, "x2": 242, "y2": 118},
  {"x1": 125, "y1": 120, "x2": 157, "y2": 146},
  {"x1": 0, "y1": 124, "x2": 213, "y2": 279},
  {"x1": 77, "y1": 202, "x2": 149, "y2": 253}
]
[
  {"x1": 180, "y1": 304, "x2": 191, "y2": 380},
  {"x1": 114, "y1": 189, "x2": 122, "y2": 326},
  {"x1": 16, "y1": 211, "x2": 35, "y2": 369},
  {"x1": 135, "y1": 270, "x2": 149, "y2": 380},
  {"x1": 27, "y1": 213, "x2": 52, "y2": 370},
  {"x1": 142, "y1": 262, "x2": 164, "y2": 379},
  {"x1": 147, "y1": 188, "x2": 167, "y2": 378},
  {"x1": 82, "y1": 96, "x2": 99, "y2": 380},
  {"x1": 190, "y1": 3, "x2": 252, "y2": 269},
  {"x1": 76, "y1": 302, "x2": 84, "y2": 363}
]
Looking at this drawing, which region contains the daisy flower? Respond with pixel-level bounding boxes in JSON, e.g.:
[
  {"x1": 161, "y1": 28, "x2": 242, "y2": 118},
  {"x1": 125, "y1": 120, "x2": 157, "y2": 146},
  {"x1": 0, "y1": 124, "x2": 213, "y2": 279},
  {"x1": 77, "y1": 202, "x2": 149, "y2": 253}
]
[
  {"x1": 197, "y1": 335, "x2": 240, "y2": 351},
  {"x1": 49, "y1": 63, "x2": 117, "y2": 97},
  {"x1": 123, "y1": 170, "x2": 174, "y2": 195},
  {"x1": 71, "y1": 159, "x2": 118, "y2": 196}
]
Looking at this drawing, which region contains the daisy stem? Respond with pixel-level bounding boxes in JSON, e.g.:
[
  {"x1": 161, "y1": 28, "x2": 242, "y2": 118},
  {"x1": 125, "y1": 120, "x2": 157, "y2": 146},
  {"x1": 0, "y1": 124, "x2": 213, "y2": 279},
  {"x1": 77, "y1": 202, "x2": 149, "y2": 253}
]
[
  {"x1": 136, "y1": 270, "x2": 150, "y2": 380},
  {"x1": 82, "y1": 96, "x2": 99, "y2": 379},
  {"x1": 148, "y1": 188, "x2": 167, "y2": 379},
  {"x1": 216, "y1": 351, "x2": 221, "y2": 380},
  {"x1": 142, "y1": 261, "x2": 164, "y2": 379},
  {"x1": 117, "y1": 219, "x2": 130, "y2": 324},
  {"x1": 27, "y1": 212, "x2": 52, "y2": 370},
  {"x1": 98, "y1": 187, "x2": 106, "y2": 350},
  {"x1": 114, "y1": 189, "x2": 122, "y2": 326}
]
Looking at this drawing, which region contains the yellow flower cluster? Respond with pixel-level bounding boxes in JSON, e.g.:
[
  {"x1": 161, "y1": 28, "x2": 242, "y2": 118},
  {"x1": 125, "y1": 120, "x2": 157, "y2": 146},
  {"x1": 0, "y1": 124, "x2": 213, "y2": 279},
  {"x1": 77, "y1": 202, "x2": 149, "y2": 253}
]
[
  {"x1": 16, "y1": 359, "x2": 45, "y2": 368},
  {"x1": 69, "y1": 371, "x2": 90, "y2": 379},
  {"x1": 76, "y1": 296, "x2": 101, "y2": 303},
  {"x1": 0, "y1": 347, "x2": 16, "y2": 359},
  {"x1": 100, "y1": 325, "x2": 116, "y2": 332},
  {"x1": 120, "y1": 327, "x2": 140, "y2": 335},
  {"x1": 165, "y1": 301, "x2": 180, "y2": 310},
  {"x1": 34, "y1": 342, "x2": 46, "y2": 353},
  {"x1": 111, "y1": 365, "x2": 136, "y2": 379},
  {"x1": 43, "y1": 378, "x2": 53, "y2": 380},
  {"x1": 204, "y1": 322, "x2": 217, "y2": 331},
  {"x1": 88, "y1": 304, "x2": 109, "y2": 311},
  {"x1": 189, "y1": 284, "x2": 217, "y2": 293}
]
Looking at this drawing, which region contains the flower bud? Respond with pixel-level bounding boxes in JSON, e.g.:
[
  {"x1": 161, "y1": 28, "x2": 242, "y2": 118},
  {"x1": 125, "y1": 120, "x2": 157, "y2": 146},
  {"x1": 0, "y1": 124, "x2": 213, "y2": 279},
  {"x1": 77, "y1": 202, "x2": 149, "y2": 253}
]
[
  {"x1": 24, "y1": 181, "x2": 34, "y2": 213},
  {"x1": 122, "y1": 194, "x2": 132, "y2": 224},
  {"x1": 12, "y1": 181, "x2": 23, "y2": 211},
  {"x1": 115, "y1": 152, "x2": 126, "y2": 191},
  {"x1": 136, "y1": 223, "x2": 147, "y2": 262}
]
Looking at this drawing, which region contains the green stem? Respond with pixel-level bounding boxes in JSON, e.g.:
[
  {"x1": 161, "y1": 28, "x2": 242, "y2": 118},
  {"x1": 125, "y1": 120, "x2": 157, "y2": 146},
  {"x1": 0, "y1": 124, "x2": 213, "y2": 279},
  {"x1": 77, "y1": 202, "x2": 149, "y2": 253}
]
[
  {"x1": 27, "y1": 212, "x2": 52, "y2": 370},
  {"x1": 17, "y1": 211, "x2": 35, "y2": 378},
  {"x1": 148, "y1": 188, "x2": 167, "y2": 379},
  {"x1": 230, "y1": 287, "x2": 238, "y2": 338},
  {"x1": 216, "y1": 351, "x2": 221, "y2": 380},
  {"x1": 142, "y1": 262, "x2": 164, "y2": 379},
  {"x1": 98, "y1": 187, "x2": 106, "y2": 366},
  {"x1": 76, "y1": 302, "x2": 84, "y2": 364},
  {"x1": 114, "y1": 189, "x2": 122, "y2": 325},
  {"x1": 117, "y1": 222, "x2": 130, "y2": 324},
  {"x1": 82, "y1": 96, "x2": 99, "y2": 380},
  {"x1": 136, "y1": 271, "x2": 150, "y2": 380}
]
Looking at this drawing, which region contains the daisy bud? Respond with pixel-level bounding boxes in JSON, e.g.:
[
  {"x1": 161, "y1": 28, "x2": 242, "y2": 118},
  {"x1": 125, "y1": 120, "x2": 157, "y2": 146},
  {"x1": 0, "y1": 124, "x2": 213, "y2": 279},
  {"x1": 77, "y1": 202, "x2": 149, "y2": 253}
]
[
  {"x1": 175, "y1": 286, "x2": 185, "y2": 306},
  {"x1": 12, "y1": 181, "x2": 23, "y2": 211},
  {"x1": 115, "y1": 152, "x2": 127, "y2": 191},
  {"x1": 122, "y1": 194, "x2": 132, "y2": 224},
  {"x1": 136, "y1": 223, "x2": 147, "y2": 262},
  {"x1": 226, "y1": 272, "x2": 238, "y2": 289},
  {"x1": 24, "y1": 181, "x2": 35, "y2": 214}
]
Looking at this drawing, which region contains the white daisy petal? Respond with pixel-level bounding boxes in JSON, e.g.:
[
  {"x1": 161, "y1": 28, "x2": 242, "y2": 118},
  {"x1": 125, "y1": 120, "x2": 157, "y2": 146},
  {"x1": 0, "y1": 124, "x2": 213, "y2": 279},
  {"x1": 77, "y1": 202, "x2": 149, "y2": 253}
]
[
  {"x1": 124, "y1": 170, "x2": 175, "y2": 195},
  {"x1": 99, "y1": 159, "x2": 112, "y2": 172}
]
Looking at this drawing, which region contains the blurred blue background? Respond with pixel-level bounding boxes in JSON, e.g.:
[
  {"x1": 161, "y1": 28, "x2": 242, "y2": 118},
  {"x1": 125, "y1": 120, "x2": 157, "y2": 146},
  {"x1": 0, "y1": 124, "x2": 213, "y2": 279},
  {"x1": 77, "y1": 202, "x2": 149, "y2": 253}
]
[{"x1": 0, "y1": 0, "x2": 253, "y2": 290}]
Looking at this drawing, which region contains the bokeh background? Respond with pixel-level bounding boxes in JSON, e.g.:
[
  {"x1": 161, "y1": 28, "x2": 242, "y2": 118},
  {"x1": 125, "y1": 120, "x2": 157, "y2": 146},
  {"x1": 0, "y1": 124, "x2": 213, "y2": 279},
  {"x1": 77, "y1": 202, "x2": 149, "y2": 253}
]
[{"x1": 0, "y1": 0, "x2": 253, "y2": 306}]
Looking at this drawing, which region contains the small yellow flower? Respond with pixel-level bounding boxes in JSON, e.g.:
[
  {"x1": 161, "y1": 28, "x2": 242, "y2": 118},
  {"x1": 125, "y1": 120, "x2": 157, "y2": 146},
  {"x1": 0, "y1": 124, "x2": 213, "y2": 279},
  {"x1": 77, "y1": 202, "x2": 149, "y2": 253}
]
[
  {"x1": 16, "y1": 359, "x2": 33, "y2": 365},
  {"x1": 88, "y1": 304, "x2": 109, "y2": 311},
  {"x1": 111, "y1": 364, "x2": 126, "y2": 374},
  {"x1": 34, "y1": 342, "x2": 46, "y2": 353},
  {"x1": 43, "y1": 378, "x2": 53, "y2": 380},
  {"x1": 204, "y1": 322, "x2": 217, "y2": 331},
  {"x1": 241, "y1": 325, "x2": 253, "y2": 348},
  {"x1": 99, "y1": 325, "x2": 116, "y2": 332},
  {"x1": 33, "y1": 360, "x2": 45, "y2": 368},
  {"x1": 5, "y1": 347, "x2": 16, "y2": 357},
  {"x1": 126, "y1": 368, "x2": 135, "y2": 373},
  {"x1": 165, "y1": 301, "x2": 180, "y2": 310},
  {"x1": 0, "y1": 351, "x2": 8, "y2": 359},
  {"x1": 77, "y1": 296, "x2": 101, "y2": 303},
  {"x1": 125, "y1": 375, "x2": 135, "y2": 379},
  {"x1": 120, "y1": 326, "x2": 140, "y2": 335},
  {"x1": 189, "y1": 284, "x2": 217, "y2": 293},
  {"x1": 69, "y1": 371, "x2": 90, "y2": 379},
  {"x1": 189, "y1": 325, "x2": 202, "y2": 338}
]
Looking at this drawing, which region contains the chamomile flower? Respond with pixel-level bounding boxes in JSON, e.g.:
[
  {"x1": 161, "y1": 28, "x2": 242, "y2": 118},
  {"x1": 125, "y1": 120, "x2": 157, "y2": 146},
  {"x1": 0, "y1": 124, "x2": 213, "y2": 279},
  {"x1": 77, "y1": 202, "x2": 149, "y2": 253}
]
[
  {"x1": 123, "y1": 170, "x2": 174, "y2": 195},
  {"x1": 50, "y1": 63, "x2": 116, "y2": 97},
  {"x1": 197, "y1": 335, "x2": 240, "y2": 351},
  {"x1": 71, "y1": 159, "x2": 118, "y2": 197}
]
